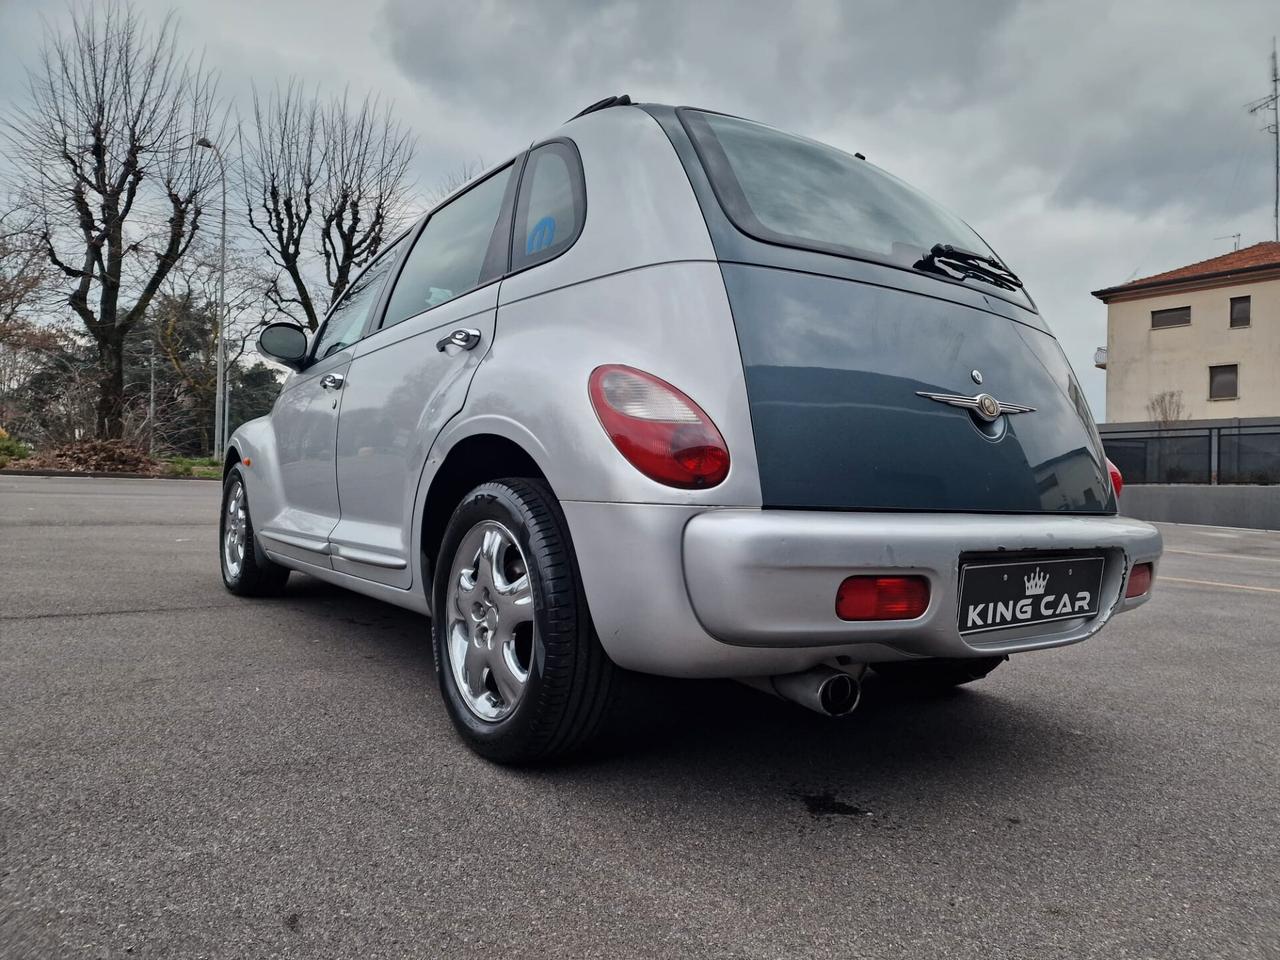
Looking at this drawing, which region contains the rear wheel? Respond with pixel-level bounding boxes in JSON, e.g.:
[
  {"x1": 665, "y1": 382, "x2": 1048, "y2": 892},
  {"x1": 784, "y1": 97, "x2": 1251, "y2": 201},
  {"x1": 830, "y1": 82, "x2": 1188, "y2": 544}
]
[
  {"x1": 872, "y1": 655, "x2": 1006, "y2": 693},
  {"x1": 431, "y1": 478, "x2": 623, "y2": 764},
  {"x1": 220, "y1": 465, "x2": 290, "y2": 597}
]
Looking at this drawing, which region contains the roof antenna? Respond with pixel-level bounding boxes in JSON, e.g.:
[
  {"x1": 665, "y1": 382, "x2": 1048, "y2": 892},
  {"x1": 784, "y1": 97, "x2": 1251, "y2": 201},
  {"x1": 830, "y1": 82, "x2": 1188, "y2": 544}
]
[
  {"x1": 1246, "y1": 38, "x2": 1279, "y2": 241},
  {"x1": 1213, "y1": 233, "x2": 1242, "y2": 251}
]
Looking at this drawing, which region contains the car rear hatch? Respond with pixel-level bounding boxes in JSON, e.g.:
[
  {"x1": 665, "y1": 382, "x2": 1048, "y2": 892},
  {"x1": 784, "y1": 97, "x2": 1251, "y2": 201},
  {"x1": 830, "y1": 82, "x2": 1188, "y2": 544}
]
[
  {"x1": 721, "y1": 263, "x2": 1112, "y2": 512},
  {"x1": 645, "y1": 104, "x2": 1114, "y2": 514}
]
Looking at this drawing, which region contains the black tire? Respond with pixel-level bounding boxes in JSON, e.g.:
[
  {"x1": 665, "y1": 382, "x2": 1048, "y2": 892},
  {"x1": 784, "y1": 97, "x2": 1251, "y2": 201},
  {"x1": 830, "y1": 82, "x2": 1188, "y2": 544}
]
[
  {"x1": 872, "y1": 655, "x2": 1006, "y2": 693},
  {"x1": 219, "y1": 465, "x2": 290, "y2": 597},
  {"x1": 431, "y1": 478, "x2": 623, "y2": 764}
]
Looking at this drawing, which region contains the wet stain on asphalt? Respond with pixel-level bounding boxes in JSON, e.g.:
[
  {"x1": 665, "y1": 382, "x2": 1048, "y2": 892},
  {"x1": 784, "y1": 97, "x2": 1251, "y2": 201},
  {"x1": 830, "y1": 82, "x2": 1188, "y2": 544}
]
[{"x1": 797, "y1": 791, "x2": 871, "y2": 819}]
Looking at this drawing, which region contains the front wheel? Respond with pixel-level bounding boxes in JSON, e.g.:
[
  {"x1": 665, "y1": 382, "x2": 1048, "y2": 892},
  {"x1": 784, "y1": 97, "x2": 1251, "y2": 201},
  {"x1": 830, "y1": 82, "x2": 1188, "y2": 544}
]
[
  {"x1": 431, "y1": 478, "x2": 622, "y2": 764},
  {"x1": 220, "y1": 465, "x2": 290, "y2": 597}
]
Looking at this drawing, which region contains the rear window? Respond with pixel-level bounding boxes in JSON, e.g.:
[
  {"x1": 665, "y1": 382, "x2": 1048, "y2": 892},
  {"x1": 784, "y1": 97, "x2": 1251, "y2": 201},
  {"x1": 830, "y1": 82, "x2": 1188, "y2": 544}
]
[{"x1": 680, "y1": 109, "x2": 999, "y2": 275}]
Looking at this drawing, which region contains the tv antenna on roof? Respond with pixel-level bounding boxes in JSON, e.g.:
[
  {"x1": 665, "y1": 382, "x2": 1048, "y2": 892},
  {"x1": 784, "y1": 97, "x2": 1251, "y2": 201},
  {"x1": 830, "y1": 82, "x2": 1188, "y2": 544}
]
[
  {"x1": 1246, "y1": 38, "x2": 1279, "y2": 241},
  {"x1": 1214, "y1": 233, "x2": 1242, "y2": 251}
]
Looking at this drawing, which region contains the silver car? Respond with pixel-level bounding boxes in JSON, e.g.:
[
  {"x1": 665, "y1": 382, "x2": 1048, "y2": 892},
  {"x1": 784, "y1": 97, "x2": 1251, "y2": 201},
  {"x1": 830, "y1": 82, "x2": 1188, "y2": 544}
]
[{"x1": 223, "y1": 96, "x2": 1162, "y2": 762}]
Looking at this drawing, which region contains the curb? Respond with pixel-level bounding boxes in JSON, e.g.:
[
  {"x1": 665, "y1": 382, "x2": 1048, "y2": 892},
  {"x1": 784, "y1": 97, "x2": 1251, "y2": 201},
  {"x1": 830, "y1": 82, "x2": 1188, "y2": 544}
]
[{"x1": 0, "y1": 468, "x2": 220, "y2": 481}]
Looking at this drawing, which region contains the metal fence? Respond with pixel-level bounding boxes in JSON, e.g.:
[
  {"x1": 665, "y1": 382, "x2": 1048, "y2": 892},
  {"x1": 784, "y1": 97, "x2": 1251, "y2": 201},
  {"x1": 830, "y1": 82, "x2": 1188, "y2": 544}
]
[{"x1": 1098, "y1": 417, "x2": 1280, "y2": 485}]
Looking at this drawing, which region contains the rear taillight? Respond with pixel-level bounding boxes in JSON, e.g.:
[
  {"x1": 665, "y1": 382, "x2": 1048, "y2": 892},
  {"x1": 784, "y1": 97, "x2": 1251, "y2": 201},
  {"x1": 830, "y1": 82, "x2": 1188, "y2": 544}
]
[
  {"x1": 1107, "y1": 457, "x2": 1124, "y2": 497},
  {"x1": 836, "y1": 576, "x2": 931, "y2": 621},
  {"x1": 589, "y1": 365, "x2": 730, "y2": 489},
  {"x1": 1125, "y1": 562, "x2": 1153, "y2": 598}
]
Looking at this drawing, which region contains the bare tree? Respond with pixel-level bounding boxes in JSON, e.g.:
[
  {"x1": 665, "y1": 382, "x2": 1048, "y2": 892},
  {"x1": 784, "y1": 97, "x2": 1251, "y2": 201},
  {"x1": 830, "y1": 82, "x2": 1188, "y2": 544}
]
[
  {"x1": 0, "y1": 208, "x2": 47, "y2": 340},
  {"x1": 318, "y1": 92, "x2": 415, "y2": 307},
  {"x1": 0, "y1": 318, "x2": 68, "y2": 428},
  {"x1": 241, "y1": 84, "x2": 416, "y2": 330},
  {"x1": 425, "y1": 158, "x2": 486, "y2": 207},
  {"x1": 1146, "y1": 390, "x2": 1186, "y2": 427},
  {"x1": 4, "y1": 3, "x2": 223, "y2": 438},
  {"x1": 152, "y1": 243, "x2": 266, "y2": 446},
  {"x1": 1, "y1": 324, "x2": 98, "y2": 447},
  {"x1": 240, "y1": 81, "x2": 323, "y2": 329}
]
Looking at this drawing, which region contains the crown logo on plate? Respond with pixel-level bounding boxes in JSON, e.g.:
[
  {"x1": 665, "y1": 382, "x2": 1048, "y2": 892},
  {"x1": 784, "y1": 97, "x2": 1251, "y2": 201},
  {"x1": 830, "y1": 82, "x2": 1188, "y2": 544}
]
[{"x1": 1024, "y1": 567, "x2": 1049, "y2": 596}]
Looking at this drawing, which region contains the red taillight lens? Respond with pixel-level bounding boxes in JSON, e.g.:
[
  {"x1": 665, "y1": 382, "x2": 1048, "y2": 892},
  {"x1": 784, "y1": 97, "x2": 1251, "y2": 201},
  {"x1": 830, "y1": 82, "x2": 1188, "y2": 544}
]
[
  {"x1": 836, "y1": 576, "x2": 931, "y2": 621},
  {"x1": 1107, "y1": 457, "x2": 1124, "y2": 497},
  {"x1": 589, "y1": 365, "x2": 730, "y2": 489},
  {"x1": 1125, "y1": 562, "x2": 1153, "y2": 598}
]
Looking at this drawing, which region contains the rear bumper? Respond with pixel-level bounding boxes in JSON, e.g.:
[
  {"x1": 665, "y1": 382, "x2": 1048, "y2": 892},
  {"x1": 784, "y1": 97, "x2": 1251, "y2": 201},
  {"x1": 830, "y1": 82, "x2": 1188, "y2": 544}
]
[
  {"x1": 683, "y1": 510, "x2": 1161, "y2": 656},
  {"x1": 562, "y1": 502, "x2": 1161, "y2": 678}
]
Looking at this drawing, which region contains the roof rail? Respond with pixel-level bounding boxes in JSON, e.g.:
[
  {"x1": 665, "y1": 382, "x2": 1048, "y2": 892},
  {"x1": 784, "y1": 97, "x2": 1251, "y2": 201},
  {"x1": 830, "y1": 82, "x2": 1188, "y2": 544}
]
[{"x1": 567, "y1": 94, "x2": 632, "y2": 122}]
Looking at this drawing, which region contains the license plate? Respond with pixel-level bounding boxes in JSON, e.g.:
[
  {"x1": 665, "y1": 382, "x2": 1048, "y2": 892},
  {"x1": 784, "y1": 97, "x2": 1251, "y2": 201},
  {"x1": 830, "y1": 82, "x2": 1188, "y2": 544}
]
[{"x1": 958, "y1": 556, "x2": 1104, "y2": 635}]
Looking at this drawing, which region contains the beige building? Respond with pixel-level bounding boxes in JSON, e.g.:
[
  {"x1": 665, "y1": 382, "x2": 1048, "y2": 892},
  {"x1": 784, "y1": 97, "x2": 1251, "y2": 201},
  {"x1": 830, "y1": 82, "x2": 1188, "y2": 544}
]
[{"x1": 1092, "y1": 242, "x2": 1280, "y2": 422}]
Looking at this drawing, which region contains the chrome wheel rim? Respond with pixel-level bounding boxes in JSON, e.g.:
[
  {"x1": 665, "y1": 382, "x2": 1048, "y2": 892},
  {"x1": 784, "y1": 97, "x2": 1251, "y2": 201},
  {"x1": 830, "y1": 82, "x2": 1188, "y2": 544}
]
[
  {"x1": 223, "y1": 480, "x2": 247, "y2": 581},
  {"x1": 445, "y1": 520, "x2": 535, "y2": 722}
]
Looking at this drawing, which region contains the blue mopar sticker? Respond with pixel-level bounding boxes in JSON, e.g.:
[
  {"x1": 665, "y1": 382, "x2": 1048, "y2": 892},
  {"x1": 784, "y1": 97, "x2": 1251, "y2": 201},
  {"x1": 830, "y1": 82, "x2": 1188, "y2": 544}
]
[{"x1": 526, "y1": 216, "x2": 556, "y2": 255}]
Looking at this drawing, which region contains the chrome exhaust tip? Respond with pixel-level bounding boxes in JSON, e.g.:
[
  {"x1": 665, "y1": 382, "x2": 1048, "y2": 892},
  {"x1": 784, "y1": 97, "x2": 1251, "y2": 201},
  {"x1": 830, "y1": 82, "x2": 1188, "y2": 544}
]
[{"x1": 738, "y1": 666, "x2": 862, "y2": 717}]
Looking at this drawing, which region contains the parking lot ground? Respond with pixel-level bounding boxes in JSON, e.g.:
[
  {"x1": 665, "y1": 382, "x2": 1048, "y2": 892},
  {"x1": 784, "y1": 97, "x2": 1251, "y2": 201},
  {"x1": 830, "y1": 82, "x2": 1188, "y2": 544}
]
[{"x1": 2, "y1": 475, "x2": 1278, "y2": 959}]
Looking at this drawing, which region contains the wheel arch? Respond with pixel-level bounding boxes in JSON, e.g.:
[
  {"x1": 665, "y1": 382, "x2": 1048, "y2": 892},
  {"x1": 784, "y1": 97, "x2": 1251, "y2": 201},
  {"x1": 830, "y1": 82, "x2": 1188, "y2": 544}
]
[{"x1": 420, "y1": 432, "x2": 552, "y2": 590}]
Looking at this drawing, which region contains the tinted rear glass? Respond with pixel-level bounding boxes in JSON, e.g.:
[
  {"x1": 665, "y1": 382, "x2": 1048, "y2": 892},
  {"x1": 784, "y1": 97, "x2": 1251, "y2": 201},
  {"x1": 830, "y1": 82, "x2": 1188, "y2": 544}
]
[
  {"x1": 512, "y1": 141, "x2": 585, "y2": 272},
  {"x1": 681, "y1": 109, "x2": 998, "y2": 274}
]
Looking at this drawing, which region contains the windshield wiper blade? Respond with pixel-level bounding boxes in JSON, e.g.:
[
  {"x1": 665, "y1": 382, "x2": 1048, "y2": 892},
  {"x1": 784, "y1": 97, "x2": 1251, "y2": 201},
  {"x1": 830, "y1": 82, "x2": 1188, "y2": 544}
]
[{"x1": 913, "y1": 243, "x2": 1023, "y2": 291}]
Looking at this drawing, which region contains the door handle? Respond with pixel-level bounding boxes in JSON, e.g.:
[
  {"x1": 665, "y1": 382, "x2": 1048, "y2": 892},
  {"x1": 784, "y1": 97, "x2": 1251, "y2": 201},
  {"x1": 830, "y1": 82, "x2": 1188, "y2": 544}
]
[
  {"x1": 319, "y1": 373, "x2": 345, "y2": 390},
  {"x1": 436, "y1": 328, "x2": 482, "y2": 352}
]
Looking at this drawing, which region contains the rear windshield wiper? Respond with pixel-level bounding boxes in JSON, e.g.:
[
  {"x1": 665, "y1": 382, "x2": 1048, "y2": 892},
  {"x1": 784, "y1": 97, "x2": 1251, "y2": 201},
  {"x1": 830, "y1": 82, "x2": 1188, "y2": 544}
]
[{"x1": 913, "y1": 243, "x2": 1023, "y2": 291}]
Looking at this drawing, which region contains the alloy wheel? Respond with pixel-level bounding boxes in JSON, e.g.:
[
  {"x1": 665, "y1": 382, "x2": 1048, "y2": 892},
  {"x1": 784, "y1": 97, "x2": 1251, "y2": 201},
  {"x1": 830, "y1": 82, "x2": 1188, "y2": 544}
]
[
  {"x1": 223, "y1": 480, "x2": 247, "y2": 580},
  {"x1": 445, "y1": 520, "x2": 536, "y2": 722}
]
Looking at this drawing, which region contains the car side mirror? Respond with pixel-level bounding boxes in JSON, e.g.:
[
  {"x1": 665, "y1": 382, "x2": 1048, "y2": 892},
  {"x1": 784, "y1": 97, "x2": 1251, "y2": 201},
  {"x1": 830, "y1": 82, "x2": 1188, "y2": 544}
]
[{"x1": 257, "y1": 322, "x2": 309, "y2": 371}]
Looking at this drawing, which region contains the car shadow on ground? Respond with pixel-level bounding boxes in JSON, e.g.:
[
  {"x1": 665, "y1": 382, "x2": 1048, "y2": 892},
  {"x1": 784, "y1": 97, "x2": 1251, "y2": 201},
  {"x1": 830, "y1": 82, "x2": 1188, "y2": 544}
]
[{"x1": 277, "y1": 573, "x2": 1097, "y2": 811}]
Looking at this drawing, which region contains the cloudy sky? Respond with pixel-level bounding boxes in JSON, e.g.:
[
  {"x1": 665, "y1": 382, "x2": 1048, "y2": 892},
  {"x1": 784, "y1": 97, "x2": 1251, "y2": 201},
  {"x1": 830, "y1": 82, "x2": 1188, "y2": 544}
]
[{"x1": 2, "y1": 0, "x2": 1278, "y2": 417}]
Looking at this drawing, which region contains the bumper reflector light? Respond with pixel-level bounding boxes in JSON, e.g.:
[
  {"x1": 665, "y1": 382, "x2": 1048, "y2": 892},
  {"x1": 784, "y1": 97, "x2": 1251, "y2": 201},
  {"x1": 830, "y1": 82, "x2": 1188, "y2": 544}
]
[
  {"x1": 1125, "y1": 562, "x2": 1153, "y2": 598},
  {"x1": 836, "y1": 575, "x2": 930, "y2": 621}
]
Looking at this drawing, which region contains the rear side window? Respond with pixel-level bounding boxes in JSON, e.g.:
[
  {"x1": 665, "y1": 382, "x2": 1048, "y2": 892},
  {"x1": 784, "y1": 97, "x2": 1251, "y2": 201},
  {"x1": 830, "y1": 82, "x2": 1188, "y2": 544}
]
[
  {"x1": 381, "y1": 164, "x2": 514, "y2": 329},
  {"x1": 511, "y1": 141, "x2": 585, "y2": 272},
  {"x1": 680, "y1": 108, "x2": 997, "y2": 273}
]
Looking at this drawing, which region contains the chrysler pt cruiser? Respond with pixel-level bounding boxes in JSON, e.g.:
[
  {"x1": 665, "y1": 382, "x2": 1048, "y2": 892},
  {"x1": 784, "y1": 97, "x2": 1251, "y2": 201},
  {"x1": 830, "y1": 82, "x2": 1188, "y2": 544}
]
[{"x1": 221, "y1": 96, "x2": 1162, "y2": 762}]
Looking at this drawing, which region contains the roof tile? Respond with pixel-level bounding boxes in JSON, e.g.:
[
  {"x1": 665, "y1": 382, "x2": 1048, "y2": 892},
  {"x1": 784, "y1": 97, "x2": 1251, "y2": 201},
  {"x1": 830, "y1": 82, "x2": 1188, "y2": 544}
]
[{"x1": 1092, "y1": 241, "x2": 1280, "y2": 299}]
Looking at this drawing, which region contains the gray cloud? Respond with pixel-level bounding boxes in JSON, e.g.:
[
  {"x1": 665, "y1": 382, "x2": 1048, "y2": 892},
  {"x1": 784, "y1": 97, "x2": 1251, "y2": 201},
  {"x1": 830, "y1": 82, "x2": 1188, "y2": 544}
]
[{"x1": 380, "y1": 0, "x2": 1026, "y2": 134}]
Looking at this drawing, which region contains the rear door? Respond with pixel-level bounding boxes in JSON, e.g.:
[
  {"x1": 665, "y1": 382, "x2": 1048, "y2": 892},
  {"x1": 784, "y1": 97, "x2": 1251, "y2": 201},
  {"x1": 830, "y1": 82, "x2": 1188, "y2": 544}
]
[
  {"x1": 329, "y1": 161, "x2": 518, "y2": 587},
  {"x1": 260, "y1": 243, "x2": 405, "y2": 566}
]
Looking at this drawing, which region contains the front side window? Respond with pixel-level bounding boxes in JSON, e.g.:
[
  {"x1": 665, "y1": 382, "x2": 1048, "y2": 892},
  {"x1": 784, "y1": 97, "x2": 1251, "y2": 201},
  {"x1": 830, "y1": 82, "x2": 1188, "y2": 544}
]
[
  {"x1": 311, "y1": 238, "x2": 405, "y2": 360},
  {"x1": 381, "y1": 164, "x2": 514, "y2": 329},
  {"x1": 511, "y1": 142, "x2": 585, "y2": 272},
  {"x1": 1152, "y1": 306, "x2": 1191, "y2": 329},
  {"x1": 1209, "y1": 363, "x2": 1239, "y2": 400},
  {"x1": 1230, "y1": 295, "x2": 1251, "y2": 328},
  {"x1": 681, "y1": 109, "x2": 1002, "y2": 279}
]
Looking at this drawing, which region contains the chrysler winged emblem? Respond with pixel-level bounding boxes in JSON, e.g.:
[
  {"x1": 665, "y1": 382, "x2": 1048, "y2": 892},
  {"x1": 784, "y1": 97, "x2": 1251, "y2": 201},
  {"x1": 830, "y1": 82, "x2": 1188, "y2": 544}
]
[{"x1": 916, "y1": 390, "x2": 1036, "y2": 423}]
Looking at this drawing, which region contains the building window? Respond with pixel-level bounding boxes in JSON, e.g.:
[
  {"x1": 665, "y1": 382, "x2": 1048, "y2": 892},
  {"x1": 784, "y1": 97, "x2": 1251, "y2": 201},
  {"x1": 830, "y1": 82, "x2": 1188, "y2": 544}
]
[
  {"x1": 1151, "y1": 306, "x2": 1191, "y2": 329},
  {"x1": 1209, "y1": 364, "x2": 1239, "y2": 400},
  {"x1": 1230, "y1": 296, "x2": 1251, "y2": 328}
]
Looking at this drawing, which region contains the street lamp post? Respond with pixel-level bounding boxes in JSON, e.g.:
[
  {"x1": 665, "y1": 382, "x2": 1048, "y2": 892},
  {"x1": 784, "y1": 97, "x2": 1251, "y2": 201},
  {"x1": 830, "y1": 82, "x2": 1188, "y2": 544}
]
[
  {"x1": 196, "y1": 135, "x2": 228, "y2": 454},
  {"x1": 146, "y1": 339, "x2": 156, "y2": 458}
]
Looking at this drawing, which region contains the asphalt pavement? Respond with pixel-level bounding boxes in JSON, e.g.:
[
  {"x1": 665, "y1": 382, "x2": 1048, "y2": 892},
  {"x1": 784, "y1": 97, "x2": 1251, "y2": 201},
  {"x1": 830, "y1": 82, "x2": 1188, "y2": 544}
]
[{"x1": 2, "y1": 475, "x2": 1278, "y2": 959}]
